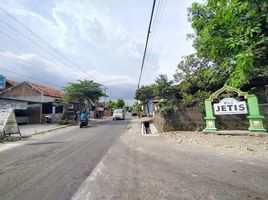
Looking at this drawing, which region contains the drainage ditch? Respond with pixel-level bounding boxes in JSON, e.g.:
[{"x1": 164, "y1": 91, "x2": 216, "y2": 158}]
[
  {"x1": 144, "y1": 121, "x2": 151, "y2": 134},
  {"x1": 141, "y1": 120, "x2": 158, "y2": 136}
]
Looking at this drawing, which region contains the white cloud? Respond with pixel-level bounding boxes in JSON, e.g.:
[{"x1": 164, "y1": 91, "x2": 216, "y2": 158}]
[
  {"x1": 0, "y1": 0, "x2": 201, "y2": 99},
  {"x1": 0, "y1": 51, "x2": 136, "y2": 95}
]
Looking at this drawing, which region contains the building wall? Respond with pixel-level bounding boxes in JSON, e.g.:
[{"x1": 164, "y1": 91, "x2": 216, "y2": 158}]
[
  {"x1": 28, "y1": 104, "x2": 42, "y2": 124},
  {"x1": 104, "y1": 110, "x2": 112, "y2": 117},
  {"x1": 41, "y1": 113, "x2": 63, "y2": 123},
  {"x1": 0, "y1": 82, "x2": 55, "y2": 103}
]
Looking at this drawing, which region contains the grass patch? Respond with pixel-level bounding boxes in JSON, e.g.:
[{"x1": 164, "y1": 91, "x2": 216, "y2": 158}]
[{"x1": 57, "y1": 119, "x2": 70, "y2": 125}]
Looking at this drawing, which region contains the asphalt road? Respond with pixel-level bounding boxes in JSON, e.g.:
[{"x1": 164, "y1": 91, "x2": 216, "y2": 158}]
[
  {"x1": 73, "y1": 119, "x2": 268, "y2": 200},
  {"x1": 0, "y1": 117, "x2": 130, "y2": 200}
]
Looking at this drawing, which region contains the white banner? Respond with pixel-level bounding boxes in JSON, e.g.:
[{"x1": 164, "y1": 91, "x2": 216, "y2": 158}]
[
  {"x1": 0, "y1": 99, "x2": 28, "y2": 110},
  {"x1": 213, "y1": 98, "x2": 247, "y2": 115}
]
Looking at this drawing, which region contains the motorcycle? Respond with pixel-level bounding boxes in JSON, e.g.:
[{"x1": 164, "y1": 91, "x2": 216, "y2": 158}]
[
  {"x1": 79, "y1": 120, "x2": 88, "y2": 128},
  {"x1": 79, "y1": 113, "x2": 89, "y2": 128}
]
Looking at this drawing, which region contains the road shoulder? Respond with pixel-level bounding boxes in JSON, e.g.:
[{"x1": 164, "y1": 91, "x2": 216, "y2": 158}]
[
  {"x1": 0, "y1": 125, "x2": 76, "y2": 152},
  {"x1": 72, "y1": 118, "x2": 268, "y2": 200}
]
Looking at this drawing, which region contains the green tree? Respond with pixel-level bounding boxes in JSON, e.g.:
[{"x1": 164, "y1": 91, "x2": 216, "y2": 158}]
[
  {"x1": 106, "y1": 100, "x2": 116, "y2": 109},
  {"x1": 173, "y1": 54, "x2": 222, "y2": 109},
  {"x1": 153, "y1": 74, "x2": 173, "y2": 99},
  {"x1": 63, "y1": 80, "x2": 106, "y2": 103},
  {"x1": 135, "y1": 85, "x2": 155, "y2": 102},
  {"x1": 188, "y1": 0, "x2": 268, "y2": 87},
  {"x1": 133, "y1": 101, "x2": 142, "y2": 116},
  {"x1": 124, "y1": 106, "x2": 133, "y2": 113},
  {"x1": 116, "y1": 98, "x2": 125, "y2": 108}
]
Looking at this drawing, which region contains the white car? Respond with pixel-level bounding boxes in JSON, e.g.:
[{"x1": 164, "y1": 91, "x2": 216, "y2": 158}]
[{"x1": 113, "y1": 109, "x2": 125, "y2": 120}]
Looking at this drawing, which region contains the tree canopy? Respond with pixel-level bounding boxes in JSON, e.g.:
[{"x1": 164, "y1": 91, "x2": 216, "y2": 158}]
[
  {"x1": 116, "y1": 98, "x2": 125, "y2": 109},
  {"x1": 153, "y1": 74, "x2": 173, "y2": 100},
  {"x1": 188, "y1": 0, "x2": 268, "y2": 87},
  {"x1": 106, "y1": 99, "x2": 126, "y2": 109},
  {"x1": 106, "y1": 100, "x2": 117, "y2": 109},
  {"x1": 63, "y1": 80, "x2": 106, "y2": 103},
  {"x1": 135, "y1": 0, "x2": 268, "y2": 115},
  {"x1": 135, "y1": 85, "x2": 154, "y2": 102}
]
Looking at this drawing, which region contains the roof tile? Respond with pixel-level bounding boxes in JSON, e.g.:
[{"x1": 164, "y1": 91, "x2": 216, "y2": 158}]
[{"x1": 28, "y1": 82, "x2": 64, "y2": 98}]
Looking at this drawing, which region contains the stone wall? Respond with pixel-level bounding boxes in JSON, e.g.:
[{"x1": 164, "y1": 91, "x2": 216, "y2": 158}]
[
  {"x1": 153, "y1": 108, "x2": 205, "y2": 132},
  {"x1": 153, "y1": 104, "x2": 268, "y2": 132},
  {"x1": 260, "y1": 104, "x2": 268, "y2": 130}
]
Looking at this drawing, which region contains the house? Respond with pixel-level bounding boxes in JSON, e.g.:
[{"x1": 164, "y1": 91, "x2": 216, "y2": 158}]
[
  {"x1": 0, "y1": 81, "x2": 64, "y2": 124},
  {"x1": 142, "y1": 99, "x2": 165, "y2": 117},
  {"x1": 95, "y1": 102, "x2": 112, "y2": 118}
]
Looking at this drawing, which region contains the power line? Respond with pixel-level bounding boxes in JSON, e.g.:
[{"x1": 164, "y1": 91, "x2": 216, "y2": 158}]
[
  {"x1": 137, "y1": 0, "x2": 157, "y2": 89},
  {"x1": 0, "y1": 4, "x2": 98, "y2": 82},
  {"x1": 0, "y1": 66, "x2": 63, "y2": 88},
  {"x1": 0, "y1": 29, "x2": 77, "y2": 79},
  {"x1": 0, "y1": 14, "x2": 89, "y2": 81},
  {"x1": 145, "y1": 0, "x2": 163, "y2": 64},
  {"x1": 146, "y1": 0, "x2": 167, "y2": 65}
]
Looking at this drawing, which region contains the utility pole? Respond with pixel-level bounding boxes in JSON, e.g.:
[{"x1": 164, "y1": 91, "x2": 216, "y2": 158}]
[
  {"x1": 104, "y1": 87, "x2": 107, "y2": 105},
  {"x1": 137, "y1": 0, "x2": 157, "y2": 89}
]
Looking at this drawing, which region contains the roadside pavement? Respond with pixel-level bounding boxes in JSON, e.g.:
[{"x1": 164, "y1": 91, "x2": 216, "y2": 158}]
[
  {"x1": 0, "y1": 125, "x2": 76, "y2": 152},
  {"x1": 72, "y1": 118, "x2": 268, "y2": 200},
  {"x1": 0, "y1": 117, "x2": 130, "y2": 200},
  {"x1": 19, "y1": 124, "x2": 69, "y2": 137},
  {"x1": 0, "y1": 118, "x2": 113, "y2": 152}
]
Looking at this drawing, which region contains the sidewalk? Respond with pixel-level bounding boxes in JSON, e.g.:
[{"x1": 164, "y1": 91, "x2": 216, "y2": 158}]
[
  {"x1": 0, "y1": 123, "x2": 75, "y2": 152},
  {"x1": 72, "y1": 119, "x2": 268, "y2": 200},
  {"x1": 19, "y1": 124, "x2": 69, "y2": 137}
]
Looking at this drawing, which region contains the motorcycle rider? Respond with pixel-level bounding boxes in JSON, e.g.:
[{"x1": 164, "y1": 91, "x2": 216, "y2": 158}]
[{"x1": 79, "y1": 111, "x2": 89, "y2": 126}]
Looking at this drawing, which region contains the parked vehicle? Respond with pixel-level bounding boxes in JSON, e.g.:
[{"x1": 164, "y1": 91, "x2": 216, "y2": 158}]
[
  {"x1": 113, "y1": 109, "x2": 125, "y2": 120},
  {"x1": 79, "y1": 112, "x2": 89, "y2": 128}
]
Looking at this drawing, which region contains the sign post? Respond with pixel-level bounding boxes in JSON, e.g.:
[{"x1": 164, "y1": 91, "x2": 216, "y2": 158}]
[
  {"x1": 0, "y1": 75, "x2": 6, "y2": 90},
  {"x1": 203, "y1": 85, "x2": 266, "y2": 133},
  {"x1": 213, "y1": 98, "x2": 247, "y2": 115},
  {"x1": 0, "y1": 99, "x2": 28, "y2": 110}
]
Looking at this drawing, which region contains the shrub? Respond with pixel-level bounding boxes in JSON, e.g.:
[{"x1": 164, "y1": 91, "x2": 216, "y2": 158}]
[{"x1": 57, "y1": 119, "x2": 70, "y2": 125}]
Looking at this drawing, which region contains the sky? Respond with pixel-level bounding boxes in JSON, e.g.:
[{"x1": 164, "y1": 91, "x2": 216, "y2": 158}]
[{"x1": 0, "y1": 0, "x2": 201, "y2": 104}]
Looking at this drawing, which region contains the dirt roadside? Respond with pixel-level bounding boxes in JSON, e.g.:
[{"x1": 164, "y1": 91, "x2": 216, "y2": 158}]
[{"x1": 160, "y1": 131, "x2": 268, "y2": 158}]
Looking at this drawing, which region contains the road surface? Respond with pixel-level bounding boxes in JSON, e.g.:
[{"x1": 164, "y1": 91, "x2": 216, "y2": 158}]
[
  {"x1": 72, "y1": 119, "x2": 268, "y2": 200},
  {"x1": 0, "y1": 117, "x2": 130, "y2": 200}
]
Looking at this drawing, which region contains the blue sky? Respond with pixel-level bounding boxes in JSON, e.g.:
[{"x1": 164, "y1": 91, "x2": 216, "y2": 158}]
[{"x1": 0, "y1": 0, "x2": 201, "y2": 103}]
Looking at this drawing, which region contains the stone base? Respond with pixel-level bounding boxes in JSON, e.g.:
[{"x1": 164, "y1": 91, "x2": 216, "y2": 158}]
[
  {"x1": 203, "y1": 127, "x2": 217, "y2": 132},
  {"x1": 248, "y1": 127, "x2": 267, "y2": 133}
]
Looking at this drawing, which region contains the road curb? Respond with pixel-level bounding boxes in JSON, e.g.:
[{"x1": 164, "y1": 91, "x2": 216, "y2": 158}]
[{"x1": 22, "y1": 124, "x2": 73, "y2": 137}]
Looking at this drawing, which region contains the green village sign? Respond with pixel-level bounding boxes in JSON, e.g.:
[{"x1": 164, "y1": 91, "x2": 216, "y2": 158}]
[{"x1": 204, "y1": 85, "x2": 267, "y2": 133}]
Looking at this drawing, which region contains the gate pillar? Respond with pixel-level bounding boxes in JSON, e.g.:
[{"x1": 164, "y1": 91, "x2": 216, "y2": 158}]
[
  {"x1": 247, "y1": 95, "x2": 266, "y2": 132},
  {"x1": 203, "y1": 99, "x2": 217, "y2": 131}
]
